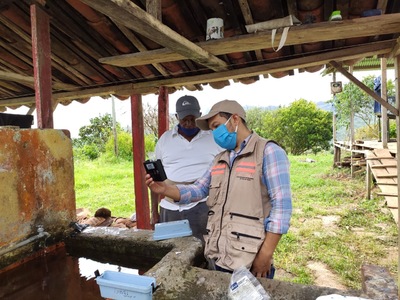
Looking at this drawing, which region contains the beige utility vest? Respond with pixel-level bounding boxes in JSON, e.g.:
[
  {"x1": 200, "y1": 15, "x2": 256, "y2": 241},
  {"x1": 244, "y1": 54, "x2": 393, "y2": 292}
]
[{"x1": 204, "y1": 133, "x2": 272, "y2": 271}]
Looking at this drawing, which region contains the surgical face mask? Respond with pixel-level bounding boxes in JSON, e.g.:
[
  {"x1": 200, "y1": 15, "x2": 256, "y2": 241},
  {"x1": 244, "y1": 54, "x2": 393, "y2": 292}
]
[
  {"x1": 212, "y1": 116, "x2": 237, "y2": 150},
  {"x1": 178, "y1": 124, "x2": 200, "y2": 137}
]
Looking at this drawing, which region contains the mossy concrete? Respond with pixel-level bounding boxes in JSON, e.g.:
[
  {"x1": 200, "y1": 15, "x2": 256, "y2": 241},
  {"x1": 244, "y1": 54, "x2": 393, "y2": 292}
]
[
  {"x1": 65, "y1": 227, "x2": 369, "y2": 300},
  {"x1": 0, "y1": 128, "x2": 75, "y2": 269}
]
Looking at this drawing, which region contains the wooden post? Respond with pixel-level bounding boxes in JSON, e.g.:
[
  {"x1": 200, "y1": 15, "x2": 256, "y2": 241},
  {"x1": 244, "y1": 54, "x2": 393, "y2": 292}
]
[
  {"x1": 150, "y1": 86, "x2": 169, "y2": 226},
  {"x1": 332, "y1": 72, "x2": 338, "y2": 167},
  {"x1": 349, "y1": 66, "x2": 355, "y2": 177},
  {"x1": 381, "y1": 57, "x2": 388, "y2": 148},
  {"x1": 158, "y1": 86, "x2": 169, "y2": 135},
  {"x1": 111, "y1": 96, "x2": 119, "y2": 156},
  {"x1": 366, "y1": 163, "x2": 371, "y2": 200},
  {"x1": 31, "y1": 4, "x2": 53, "y2": 128},
  {"x1": 131, "y1": 94, "x2": 151, "y2": 229},
  {"x1": 394, "y1": 55, "x2": 400, "y2": 298}
]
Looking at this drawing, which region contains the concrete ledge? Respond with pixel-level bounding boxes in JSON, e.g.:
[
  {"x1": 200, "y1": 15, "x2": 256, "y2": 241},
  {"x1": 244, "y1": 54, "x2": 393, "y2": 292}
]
[
  {"x1": 361, "y1": 264, "x2": 398, "y2": 300},
  {"x1": 65, "y1": 227, "x2": 366, "y2": 299}
]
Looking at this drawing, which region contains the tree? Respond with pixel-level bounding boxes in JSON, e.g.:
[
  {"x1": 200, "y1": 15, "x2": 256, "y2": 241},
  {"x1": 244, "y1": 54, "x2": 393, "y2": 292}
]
[
  {"x1": 143, "y1": 102, "x2": 159, "y2": 137},
  {"x1": 246, "y1": 107, "x2": 269, "y2": 137},
  {"x1": 74, "y1": 114, "x2": 119, "y2": 159},
  {"x1": 331, "y1": 75, "x2": 395, "y2": 134},
  {"x1": 245, "y1": 100, "x2": 332, "y2": 155},
  {"x1": 276, "y1": 99, "x2": 332, "y2": 155},
  {"x1": 142, "y1": 102, "x2": 176, "y2": 137}
]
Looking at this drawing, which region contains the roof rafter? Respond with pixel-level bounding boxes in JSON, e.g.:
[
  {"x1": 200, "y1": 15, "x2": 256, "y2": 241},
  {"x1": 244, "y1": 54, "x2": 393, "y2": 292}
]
[
  {"x1": 80, "y1": 0, "x2": 228, "y2": 72},
  {"x1": 99, "y1": 13, "x2": 400, "y2": 67},
  {"x1": 330, "y1": 60, "x2": 399, "y2": 116},
  {"x1": 1, "y1": 39, "x2": 394, "y2": 107}
]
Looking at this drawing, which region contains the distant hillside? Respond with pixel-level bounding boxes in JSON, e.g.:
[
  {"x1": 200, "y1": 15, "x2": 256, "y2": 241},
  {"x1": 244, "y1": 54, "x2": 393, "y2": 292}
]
[
  {"x1": 244, "y1": 101, "x2": 370, "y2": 141},
  {"x1": 316, "y1": 101, "x2": 334, "y2": 112},
  {"x1": 244, "y1": 100, "x2": 333, "y2": 112}
]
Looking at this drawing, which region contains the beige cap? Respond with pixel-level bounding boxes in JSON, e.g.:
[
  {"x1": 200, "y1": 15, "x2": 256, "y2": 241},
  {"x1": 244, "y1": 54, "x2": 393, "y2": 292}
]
[{"x1": 195, "y1": 100, "x2": 246, "y2": 130}]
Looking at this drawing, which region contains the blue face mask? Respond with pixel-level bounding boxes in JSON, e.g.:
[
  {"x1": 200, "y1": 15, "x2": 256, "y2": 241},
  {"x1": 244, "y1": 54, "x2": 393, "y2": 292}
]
[
  {"x1": 178, "y1": 124, "x2": 200, "y2": 137},
  {"x1": 212, "y1": 117, "x2": 237, "y2": 150}
]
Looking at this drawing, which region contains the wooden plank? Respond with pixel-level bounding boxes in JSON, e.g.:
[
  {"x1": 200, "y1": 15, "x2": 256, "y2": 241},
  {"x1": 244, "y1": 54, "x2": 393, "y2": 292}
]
[
  {"x1": 99, "y1": 13, "x2": 400, "y2": 67},
  {"x1": 330, "y1": 61, "x2": 398, "y2": 116},
  {"x1": 376, "y1": 174, "x2": 398, "y2": 178},
  {"x1": 378, "y1": 182, "x2": 398, "y2": 186},
  {"x1": 371, "y1": 164, "x2": 397, "y2": 168},
  {"x1": 366, "y1": 156, "x2": 394, "y2": 160},
  {"x1": 377, "y1": 192, "x2": 398, "y2": 197},
  {"x1": 80, "y1": 0, "x2": 228, "y2": 72},
  {"x1": 386, "y1": 197, "x2": 399, "y2": 208}
]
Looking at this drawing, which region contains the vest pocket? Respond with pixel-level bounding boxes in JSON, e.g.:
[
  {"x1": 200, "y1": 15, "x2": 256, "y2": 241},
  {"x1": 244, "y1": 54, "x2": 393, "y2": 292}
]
[
  {"x1": 225, "y1": 221, "x2": 265, "y2": 269},
  {"x1": 204, "y1": 222, "x2": 219, "y2": 258},
  {"x1": 207, "y1": 181, "x2": 221, "y2": 207}
]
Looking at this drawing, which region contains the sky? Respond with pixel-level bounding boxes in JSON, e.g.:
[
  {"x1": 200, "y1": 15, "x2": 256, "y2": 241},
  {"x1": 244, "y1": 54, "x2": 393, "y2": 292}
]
[{"x1": 5, "y1": 69, "x2": 394, "y2": 138}]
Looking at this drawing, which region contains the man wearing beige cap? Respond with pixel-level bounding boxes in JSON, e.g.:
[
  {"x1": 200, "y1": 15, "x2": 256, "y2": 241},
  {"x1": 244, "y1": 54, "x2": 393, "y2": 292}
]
[{"x1": 146, "y1": 99, "x2": 292, "y2": 279}]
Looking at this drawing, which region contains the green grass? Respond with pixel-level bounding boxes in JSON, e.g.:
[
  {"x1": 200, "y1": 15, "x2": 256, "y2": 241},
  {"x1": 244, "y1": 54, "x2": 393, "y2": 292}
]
[
  {"x1": 74, "y1": 157, "x2": 135, "y2": 217},
  {"x1": 74, "y1": 151, "x2": 398, "y2": 290}
]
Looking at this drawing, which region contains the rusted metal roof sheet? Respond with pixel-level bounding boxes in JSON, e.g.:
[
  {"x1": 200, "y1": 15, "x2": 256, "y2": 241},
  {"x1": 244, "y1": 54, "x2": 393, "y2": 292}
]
[{"x1": 0, "y1": 0, "x2": 399, "y2": 110}]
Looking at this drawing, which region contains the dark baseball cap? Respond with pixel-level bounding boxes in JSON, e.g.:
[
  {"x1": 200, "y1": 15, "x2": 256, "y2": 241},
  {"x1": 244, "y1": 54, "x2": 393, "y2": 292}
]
[
  {"x1": 175, "y1": 95, "x2": 201, "y2": 119},
  {"x1": 195, "y1": 100, "x2": 246, "y2": 130}
]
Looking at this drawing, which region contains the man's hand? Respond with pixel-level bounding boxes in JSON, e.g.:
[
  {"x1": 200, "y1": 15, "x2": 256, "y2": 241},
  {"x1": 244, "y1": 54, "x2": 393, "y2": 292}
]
[
  {"x1": 250, "y1": 232, "x2": 282, "y2": 278},
  {"x1": 250, "y1": 250, "x2": 273, "y2": 278},
  {"x1": 145, "y1": 174, "x2": 167, "y2": 194},
  {"x1": 145, "y1": 174, "x2": 181, "y2": 201}
]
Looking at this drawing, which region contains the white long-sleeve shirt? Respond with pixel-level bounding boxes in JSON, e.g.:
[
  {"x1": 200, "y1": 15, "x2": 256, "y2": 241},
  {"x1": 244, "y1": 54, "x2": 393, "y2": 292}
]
[{"x1": 156, "y1": 125, "x2": 222, "y2": 211}]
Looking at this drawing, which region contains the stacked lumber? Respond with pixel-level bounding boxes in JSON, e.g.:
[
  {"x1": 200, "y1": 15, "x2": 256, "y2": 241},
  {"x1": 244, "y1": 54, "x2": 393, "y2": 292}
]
[{"x1": 366, "y1": 149, "x2": 398, "y2": 223}]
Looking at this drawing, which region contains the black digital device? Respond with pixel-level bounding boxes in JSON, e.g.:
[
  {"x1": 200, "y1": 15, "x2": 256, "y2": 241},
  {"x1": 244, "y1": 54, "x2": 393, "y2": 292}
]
[{"x1": 143, "y1": 159, "x2": 167, "y2": 181}]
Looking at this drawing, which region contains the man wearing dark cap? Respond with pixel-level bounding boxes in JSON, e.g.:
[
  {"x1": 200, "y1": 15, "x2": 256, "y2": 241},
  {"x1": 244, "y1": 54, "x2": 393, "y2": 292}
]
[
  {"x1": 155, "y1": 95, "x2": 222, "y2": 244},
  {"x1": 147, "y1": 99, "x2": 292, "y2": 279}
]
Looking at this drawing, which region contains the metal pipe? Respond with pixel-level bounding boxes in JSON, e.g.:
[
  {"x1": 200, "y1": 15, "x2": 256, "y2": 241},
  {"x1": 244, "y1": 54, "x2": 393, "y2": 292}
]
[{"x1": 0, "y1": 226, "x2": 51, "y2": 256}]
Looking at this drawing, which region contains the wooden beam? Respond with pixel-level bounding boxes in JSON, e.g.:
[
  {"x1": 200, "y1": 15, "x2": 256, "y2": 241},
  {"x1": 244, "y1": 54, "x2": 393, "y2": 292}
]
[
  {"x1": 388, "y1": 37, "x2": 400, "y2": 59},
  {"x1": 146, "y1": 0, "x2": 161, "y2": 20},
  {"x1": 238, "y1": 0, "x2": 264, "y2": 62},
  {"x1": 377, "y1": 0, "x2": 389, "y2": 12},
  {"x1": 1, "y1": 39, "x2": 395, "y2": 107},
  {"x1": 111, "y1": 19, "x2": 170, "y2": 77},
  {"x1": 0, "y1": 71, "x2": 35, "y2": 85},
  {"x1": 0, "y1": 70, "x2": 78, "y2": 91},
  {"x1": 99, "y1": 13, "x2": 400, "y2": 67},
  {"x1": 330, "y1": 60, "x2": 399, "y2": 116},
  {"x1": 80, "y1": 0, "x2": 228, "y2": 72}
]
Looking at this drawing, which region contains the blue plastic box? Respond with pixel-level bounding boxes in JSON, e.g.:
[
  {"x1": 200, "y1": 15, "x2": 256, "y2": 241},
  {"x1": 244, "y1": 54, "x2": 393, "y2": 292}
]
[
  {"x1": 153, "y1": 219, "x2": 192, "y2": 241},
  {"x1": 96, "y1": 271, "x2": 156, "y2": 300}
]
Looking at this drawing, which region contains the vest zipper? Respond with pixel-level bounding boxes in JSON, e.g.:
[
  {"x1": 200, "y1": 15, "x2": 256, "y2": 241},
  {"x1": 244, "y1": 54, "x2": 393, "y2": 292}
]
[
  {"x1": 231, "y1": 231, "x2": 262, "y2": 240},
  {"x1": 229, "y1": 212, "x2": 259, "y2": 220},
  {"x1": 216, "y1": 159, "x2": 234, "y2": 249}
]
